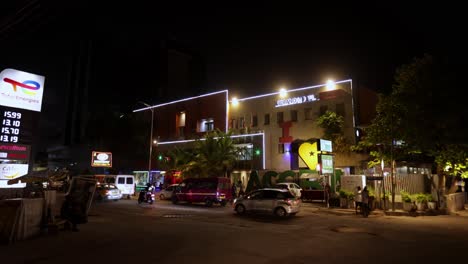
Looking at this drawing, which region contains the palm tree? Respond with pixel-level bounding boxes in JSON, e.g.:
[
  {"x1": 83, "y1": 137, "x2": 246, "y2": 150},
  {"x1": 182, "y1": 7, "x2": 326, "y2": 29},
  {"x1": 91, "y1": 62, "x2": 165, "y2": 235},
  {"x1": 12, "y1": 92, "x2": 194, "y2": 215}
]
[{"x1": 193, "y1": 129, "x2": 237, "y2": 178}]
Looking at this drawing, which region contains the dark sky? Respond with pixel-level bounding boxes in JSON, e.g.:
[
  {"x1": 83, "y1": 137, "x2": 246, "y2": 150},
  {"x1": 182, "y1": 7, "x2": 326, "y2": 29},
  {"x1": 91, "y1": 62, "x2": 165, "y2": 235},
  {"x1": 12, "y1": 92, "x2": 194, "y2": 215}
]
[{"x1": 1, "y1": 1, "x2": 462, "y2": 98}]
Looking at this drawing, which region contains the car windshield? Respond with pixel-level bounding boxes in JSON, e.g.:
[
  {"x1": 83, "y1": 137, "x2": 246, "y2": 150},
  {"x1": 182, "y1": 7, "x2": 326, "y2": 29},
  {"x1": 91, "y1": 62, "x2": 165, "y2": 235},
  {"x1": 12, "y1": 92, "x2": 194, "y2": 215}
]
[{"x1": 274, "y1": 184, "x2": 288, "y2": 189}]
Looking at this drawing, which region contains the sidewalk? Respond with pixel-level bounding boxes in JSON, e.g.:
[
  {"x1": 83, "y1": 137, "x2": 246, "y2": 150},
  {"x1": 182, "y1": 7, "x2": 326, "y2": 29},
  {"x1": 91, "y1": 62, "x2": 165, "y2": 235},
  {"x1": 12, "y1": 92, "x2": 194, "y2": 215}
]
[{"x1": 300, "y1": 202, "x2": 468, "y2": 217}]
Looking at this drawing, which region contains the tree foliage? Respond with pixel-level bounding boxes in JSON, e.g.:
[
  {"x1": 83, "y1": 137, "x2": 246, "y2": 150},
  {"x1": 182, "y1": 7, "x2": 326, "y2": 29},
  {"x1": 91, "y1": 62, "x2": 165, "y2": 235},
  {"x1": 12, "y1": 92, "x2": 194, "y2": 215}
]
[
  {"x1": 166, "y1": 130, "x2": 237, "y2": 178},
  {"x1": 356, "y1": 54, "x2": 468, "y2": 180},
  {"x1": 316, "y1": 110, "x2": 350, "y2": 153}
]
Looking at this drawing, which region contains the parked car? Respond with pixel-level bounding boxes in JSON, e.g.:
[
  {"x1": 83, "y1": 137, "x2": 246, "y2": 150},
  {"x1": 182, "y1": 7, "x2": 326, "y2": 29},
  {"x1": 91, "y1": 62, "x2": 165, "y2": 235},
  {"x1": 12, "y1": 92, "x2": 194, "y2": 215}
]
[
  {"x1": 172, "y1": 177, "x2": 232, "y2": 207},
  {"x1": 273, "y1": 182, "x2": 302, "y2": 198},
  {"x1": 233, "y1": 188, "x2": 301, "y2": 217},
  {"x1": 159, "y1": 184, "x2": 179, "y2": 200},
  {"x1": 95, "y1": 183, "x2": 122, "y2": 201}
]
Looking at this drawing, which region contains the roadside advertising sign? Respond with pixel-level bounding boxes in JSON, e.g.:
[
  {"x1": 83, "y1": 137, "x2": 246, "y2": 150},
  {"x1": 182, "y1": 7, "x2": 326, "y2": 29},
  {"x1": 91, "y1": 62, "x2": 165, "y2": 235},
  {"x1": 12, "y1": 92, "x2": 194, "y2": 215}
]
[{"x1": 91, "y1": 151, "x2": 112, "y2": 167}]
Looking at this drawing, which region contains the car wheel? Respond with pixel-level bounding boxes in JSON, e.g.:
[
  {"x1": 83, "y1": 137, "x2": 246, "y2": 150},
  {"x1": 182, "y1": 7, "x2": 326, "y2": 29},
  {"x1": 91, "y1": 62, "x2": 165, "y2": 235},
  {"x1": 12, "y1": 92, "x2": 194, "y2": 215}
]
[
  {"x1": 171, "y1": 195, "x2": 179, "y2": 204},
  {"x1": 274, "y1": 207, "x2": 288, "y2": 218},
  {"x1": 149, "y1": 199, "x2": 153, "y2": 204},
  {"x1": 220, "y1": 201, "x2": 227, "y2": 207},
  {"x1": 205, "y1": 198, "x2": 213, "y2": 207},
  {"x1": 159, "y1": 194, "x2": 165, "y2": 200},
  {"x1": 113, "y1": 199, "x2": 118, "y2": 202},
  {"x1": 235, "y1": 204, "x2": 246, "y2": 215}
]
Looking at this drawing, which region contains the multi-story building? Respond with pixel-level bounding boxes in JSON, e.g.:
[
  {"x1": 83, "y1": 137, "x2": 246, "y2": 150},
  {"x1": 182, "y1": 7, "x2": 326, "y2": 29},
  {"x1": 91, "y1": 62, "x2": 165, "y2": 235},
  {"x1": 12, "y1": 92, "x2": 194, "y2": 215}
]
[{"x1": 135, "y1": 79, "x2": 377, "y2": 184}]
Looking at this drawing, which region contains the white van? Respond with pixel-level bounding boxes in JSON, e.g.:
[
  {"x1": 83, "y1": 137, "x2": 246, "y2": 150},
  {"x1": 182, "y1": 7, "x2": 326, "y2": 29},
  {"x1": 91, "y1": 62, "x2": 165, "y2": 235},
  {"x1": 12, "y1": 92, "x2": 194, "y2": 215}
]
[{"x1": 115, "y1": 175, "x2": 135, "y2": 198}]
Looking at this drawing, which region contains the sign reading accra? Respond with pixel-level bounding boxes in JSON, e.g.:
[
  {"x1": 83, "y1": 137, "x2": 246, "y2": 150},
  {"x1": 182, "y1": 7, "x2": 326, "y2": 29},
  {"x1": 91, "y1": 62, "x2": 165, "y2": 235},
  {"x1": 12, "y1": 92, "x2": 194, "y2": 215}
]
[{"x1": 275, "y1": 94, "x2": 319, "y2": 108}]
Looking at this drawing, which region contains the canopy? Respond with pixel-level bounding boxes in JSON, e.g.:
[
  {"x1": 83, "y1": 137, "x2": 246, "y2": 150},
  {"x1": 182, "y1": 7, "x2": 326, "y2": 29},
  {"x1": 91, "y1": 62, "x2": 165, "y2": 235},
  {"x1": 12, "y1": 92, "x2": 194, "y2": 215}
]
[{"x1": 299, "y1": 173, "x2": 321, "y2": 180}]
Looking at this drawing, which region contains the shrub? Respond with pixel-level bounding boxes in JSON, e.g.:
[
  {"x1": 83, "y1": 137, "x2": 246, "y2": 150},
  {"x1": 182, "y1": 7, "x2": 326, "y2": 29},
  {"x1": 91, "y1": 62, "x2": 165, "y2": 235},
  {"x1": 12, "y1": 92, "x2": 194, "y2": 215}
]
[
  {"x1": 426, "y1": 193, "x2": 434, "y2": 202},
  {"x1": 400, "y1": 191, "x2": 412, "y2": 203},
  {"x1": 339, "y1": 189, "x2": 354, "y2": 199},
  {"x1": 415, "y1": 193, "x2": 428, "y2": 203}
]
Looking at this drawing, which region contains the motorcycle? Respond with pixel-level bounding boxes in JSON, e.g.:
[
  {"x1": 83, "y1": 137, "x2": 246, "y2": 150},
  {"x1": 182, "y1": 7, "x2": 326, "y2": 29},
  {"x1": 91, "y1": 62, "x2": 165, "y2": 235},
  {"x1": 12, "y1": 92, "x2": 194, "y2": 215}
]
[{"x1": 138, "y1": 188, "x2": 155, "y2": 204}]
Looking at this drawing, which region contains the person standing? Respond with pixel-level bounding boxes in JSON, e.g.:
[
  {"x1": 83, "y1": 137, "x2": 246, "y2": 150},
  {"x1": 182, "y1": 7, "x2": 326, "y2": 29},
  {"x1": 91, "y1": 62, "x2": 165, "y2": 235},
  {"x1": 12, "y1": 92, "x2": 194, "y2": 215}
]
[
  {"x1": 354, "y1": 186, "x2": 362, "y2": 214},
  {"x1": 324, "y1": 183, "x2": 331, "y2": 208},
  {"x1": 361, "y1": 186, "x2": 369, "y2": 214},
  {"x1": 237, "y1": 180, "x2": 244, "y2": 197}
]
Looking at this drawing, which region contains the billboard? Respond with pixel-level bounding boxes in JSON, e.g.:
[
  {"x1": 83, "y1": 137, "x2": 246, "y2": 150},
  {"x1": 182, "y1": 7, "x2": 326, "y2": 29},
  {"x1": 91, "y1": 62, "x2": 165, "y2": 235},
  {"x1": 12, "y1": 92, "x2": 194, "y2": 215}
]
[
  {"x1": 0, "y1": 69, "x2": 45, "y2": 112},
  {"x1": 91, "y1": 151, "x2": 112, "y2": 167},
  {"x1": 0, "y1": 163, "x2": 28, "y2": 188}
]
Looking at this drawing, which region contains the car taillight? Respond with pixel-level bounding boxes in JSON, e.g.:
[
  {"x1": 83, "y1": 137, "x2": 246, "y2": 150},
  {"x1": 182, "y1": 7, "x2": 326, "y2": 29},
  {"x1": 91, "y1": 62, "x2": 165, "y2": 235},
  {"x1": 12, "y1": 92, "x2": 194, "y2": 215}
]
[
  {"x1": 105, "y1": 191, "x2": 109, "y2": 195},
  {"x1": 151, "y1": 194, "x2": 155, "y2": 197},
  {"x1": 285, "y1": 199, "x2": 292, "y2": 205}
]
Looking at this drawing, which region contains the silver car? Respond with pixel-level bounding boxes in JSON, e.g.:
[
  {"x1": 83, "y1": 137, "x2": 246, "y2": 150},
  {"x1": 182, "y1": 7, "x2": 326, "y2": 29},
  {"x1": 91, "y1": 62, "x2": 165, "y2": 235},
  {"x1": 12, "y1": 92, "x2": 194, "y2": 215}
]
[
  {"x1": 233, "y1": 188, "x2": 301, "y2": 217},
  {"x1": 159, "y1": 184, "x2": 179, "y2": 200}
]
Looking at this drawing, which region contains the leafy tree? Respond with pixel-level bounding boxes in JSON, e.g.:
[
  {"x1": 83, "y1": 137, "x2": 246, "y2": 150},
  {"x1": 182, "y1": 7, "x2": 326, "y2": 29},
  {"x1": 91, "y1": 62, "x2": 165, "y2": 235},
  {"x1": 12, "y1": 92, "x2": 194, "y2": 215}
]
[
  {"x1": 169, "y1": 130, "x2": 237, "y2": 178},
  {"x1": 355, "y1": 54, "x2": 468, "y2": 208},
  {"x1": 316, "y1": 110, "x2": 350, "y2": 153}
]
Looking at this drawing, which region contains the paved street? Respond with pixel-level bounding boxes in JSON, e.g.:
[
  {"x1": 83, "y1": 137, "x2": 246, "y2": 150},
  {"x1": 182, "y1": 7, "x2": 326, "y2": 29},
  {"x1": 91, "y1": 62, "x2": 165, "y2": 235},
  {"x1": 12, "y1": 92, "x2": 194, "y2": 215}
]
[{"x1": 1, "y1": 198, "x2": 468, "y2": 264}]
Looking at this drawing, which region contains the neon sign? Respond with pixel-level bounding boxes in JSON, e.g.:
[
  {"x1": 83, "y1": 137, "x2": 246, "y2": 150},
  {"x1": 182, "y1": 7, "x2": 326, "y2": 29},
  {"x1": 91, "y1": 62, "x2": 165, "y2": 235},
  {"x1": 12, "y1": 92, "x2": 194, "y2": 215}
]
[{"x1": 275, "y1": 94, "x2": 318, "y2": 108}]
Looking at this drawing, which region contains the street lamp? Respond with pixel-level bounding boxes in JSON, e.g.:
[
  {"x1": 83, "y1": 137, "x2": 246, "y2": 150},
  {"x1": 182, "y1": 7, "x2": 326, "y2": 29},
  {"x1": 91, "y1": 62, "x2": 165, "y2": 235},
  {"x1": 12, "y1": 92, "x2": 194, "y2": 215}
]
[{"x1": 138, "y1": 101, "x2": 154, "y2": 174}]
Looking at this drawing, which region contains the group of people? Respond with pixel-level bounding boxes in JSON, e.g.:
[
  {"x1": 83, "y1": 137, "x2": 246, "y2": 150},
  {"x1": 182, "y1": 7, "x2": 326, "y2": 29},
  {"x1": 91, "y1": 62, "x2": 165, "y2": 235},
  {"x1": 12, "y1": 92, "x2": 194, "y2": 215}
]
[{"x1": 353, "y1": 186, "x2": 369, "y2": 214}]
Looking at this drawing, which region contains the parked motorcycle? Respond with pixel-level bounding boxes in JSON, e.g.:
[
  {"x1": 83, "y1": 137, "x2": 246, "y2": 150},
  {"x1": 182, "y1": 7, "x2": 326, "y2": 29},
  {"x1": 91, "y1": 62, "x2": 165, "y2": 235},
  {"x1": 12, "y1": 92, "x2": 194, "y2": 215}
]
[{"x1": 138, "y1": 188, "x2": 155, "y2": 204}]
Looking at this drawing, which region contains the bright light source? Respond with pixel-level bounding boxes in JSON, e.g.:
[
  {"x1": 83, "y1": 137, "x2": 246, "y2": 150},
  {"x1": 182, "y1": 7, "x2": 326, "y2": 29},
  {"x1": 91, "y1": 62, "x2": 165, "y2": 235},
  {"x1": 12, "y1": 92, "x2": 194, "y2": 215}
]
[
  {"x1": 153, "y1": 140, "x2": 158, "y2": 144},
  {"x1": 279, "y1": 88, "x2": 287, "y2": 98},
  {"x1": 326, "y1": 80, "x2": 336, "y2": 91},
  {"x1": 232, "y1": 97, "x2": 239, "y2": 106}
]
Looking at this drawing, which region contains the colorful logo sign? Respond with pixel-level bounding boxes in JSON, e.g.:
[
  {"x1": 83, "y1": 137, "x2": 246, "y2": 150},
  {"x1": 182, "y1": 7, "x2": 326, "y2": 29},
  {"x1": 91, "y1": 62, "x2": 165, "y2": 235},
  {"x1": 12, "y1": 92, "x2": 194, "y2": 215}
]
[
  {"x1": 0, "y1": 163, "x2": 28, "y2": 188},
  {"x1": 91, "y1": 151, "x2": 112, "y2": 167},
  {"x1": 0, "y1": 68, "x2": 45, "y2": 112},
  {"x1": 299, "y1": 142, "x2": 318, "y2": 170}
]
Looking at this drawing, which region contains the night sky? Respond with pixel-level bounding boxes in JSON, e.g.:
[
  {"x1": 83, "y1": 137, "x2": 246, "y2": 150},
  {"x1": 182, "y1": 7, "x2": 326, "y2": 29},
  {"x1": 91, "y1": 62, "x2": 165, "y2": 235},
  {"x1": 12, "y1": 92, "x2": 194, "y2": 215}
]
[{"x1": 0, "y1": 1, "x2": 462, "y2": 100}]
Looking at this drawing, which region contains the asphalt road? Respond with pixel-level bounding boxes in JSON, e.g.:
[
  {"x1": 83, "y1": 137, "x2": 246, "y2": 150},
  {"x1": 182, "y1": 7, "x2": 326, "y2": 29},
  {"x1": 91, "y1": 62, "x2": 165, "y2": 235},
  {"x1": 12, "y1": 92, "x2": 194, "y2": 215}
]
[{"x1": 2, "y1": 198, "x2": 468, "y2": 264}]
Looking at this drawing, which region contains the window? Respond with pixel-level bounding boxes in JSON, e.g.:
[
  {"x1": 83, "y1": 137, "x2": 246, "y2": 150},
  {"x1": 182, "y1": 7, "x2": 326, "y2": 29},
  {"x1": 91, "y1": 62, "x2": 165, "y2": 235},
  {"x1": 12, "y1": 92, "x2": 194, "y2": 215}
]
[
  {"x1": 304, "y1": 108, "x2": 313, "y2": 120},
  {"x1": 290, "y1": 110, "x2": 298, "y2": 122},
  {"x1": 320, "y1": 105, "x2": 328, "y2": 116},
  {"x1": 264, "y1": 114, "x2": 270, "y2": 125},
  {"x1": 277, "y1": 112, "x2": 283, "y2": 123},
  {"x1": 126, "y1": 177, "x2": 133, "y2": 184},
  {"x1": 278, "y1": 143, "x2": 285, "y2": 154},
  {"x1": 118, "y1": 178, "x2": 125, "y2": 184},
  {"x1": 252, "y1": 115, "x2": 258, "y2": 127},
  {"x1": 205, "y1": 120, "x2": 214, "y2": 131},
  {"x1": 198, "y1": 118, "x2": 214, "y2": 132},
  {"x1": 336, "y1": 103, "x2": 345, "y2": 117}
]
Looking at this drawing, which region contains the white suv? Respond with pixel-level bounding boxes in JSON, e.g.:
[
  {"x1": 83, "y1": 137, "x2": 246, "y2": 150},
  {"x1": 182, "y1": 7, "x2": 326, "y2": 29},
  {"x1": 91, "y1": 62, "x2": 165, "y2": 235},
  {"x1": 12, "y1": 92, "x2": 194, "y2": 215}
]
[{"x1": 273, "y1": 182, "x2": 302, "y2": 198}]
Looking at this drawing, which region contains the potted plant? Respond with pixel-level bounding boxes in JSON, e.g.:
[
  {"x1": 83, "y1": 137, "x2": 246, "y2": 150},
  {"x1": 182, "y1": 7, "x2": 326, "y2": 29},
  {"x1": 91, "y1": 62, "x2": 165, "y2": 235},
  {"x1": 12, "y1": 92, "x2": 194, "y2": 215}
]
[
  {"x1": 400, "y1": 191, "x2": 414, "y2": 211},
  {"x1": 427, "y1": 194, "x2": 437, "y2": 210},
  {"x1": 339, "y1": 190, "x2": 354, "y2": 208},
  {"x1": 415, "y1": 193, "x2": 428, "y2": 211}
]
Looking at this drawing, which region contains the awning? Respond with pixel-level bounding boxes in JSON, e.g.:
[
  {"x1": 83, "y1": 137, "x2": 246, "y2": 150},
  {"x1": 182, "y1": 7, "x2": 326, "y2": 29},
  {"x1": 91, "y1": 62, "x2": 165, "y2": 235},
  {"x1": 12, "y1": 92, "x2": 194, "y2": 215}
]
[{"x1": 299, "y1": 173, "x2": 321, "y2": 179}]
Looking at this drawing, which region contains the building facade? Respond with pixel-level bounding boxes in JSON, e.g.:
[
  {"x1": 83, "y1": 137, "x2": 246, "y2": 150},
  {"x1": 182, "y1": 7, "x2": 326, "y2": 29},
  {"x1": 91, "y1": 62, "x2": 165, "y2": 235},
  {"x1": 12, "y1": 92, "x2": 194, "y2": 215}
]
[{"x1": 135, "y1": 79, "x2": 377, "y2": 176}]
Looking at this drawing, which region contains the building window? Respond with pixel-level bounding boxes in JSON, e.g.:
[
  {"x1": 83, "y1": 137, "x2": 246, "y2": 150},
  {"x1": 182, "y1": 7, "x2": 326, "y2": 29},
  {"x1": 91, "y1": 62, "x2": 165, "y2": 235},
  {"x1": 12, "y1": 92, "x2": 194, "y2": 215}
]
[
  {"x1": 320, "y1": 105, "x2": 328, "y2": 116},
  {"x1": 304, "y1": 108, "x2": 313, "y2": 120},
  {"x1": 278, "y1": 143, "x2": 285, "y2": 154},
  {"x1": 264, "y1": 114, "x2": 270, "y2": 125},
  {"x1": 205, "y1": 120, "x2": 214, "y2": 131},
  {"x1": 290, "y1": 110, "x2": 298, "y2": 122},
  {"x1": 336, "y1": 103, "x2": 345, "y2": 117},
  {"x1": 252, "y1": 115, "x2": 258, "y2": 127},
  {"x1": 277, "y1": 112, "x2": 283, "y2": 123},
  {"x1": 239, "y1": 117, "x2": 245, "y2": 128},
  {"x1": 230, "y1": 119, "x2": 237, "y2": 129},
  {"x1": 197, "y1": 118, "x2": 214, "y2": 132}
]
